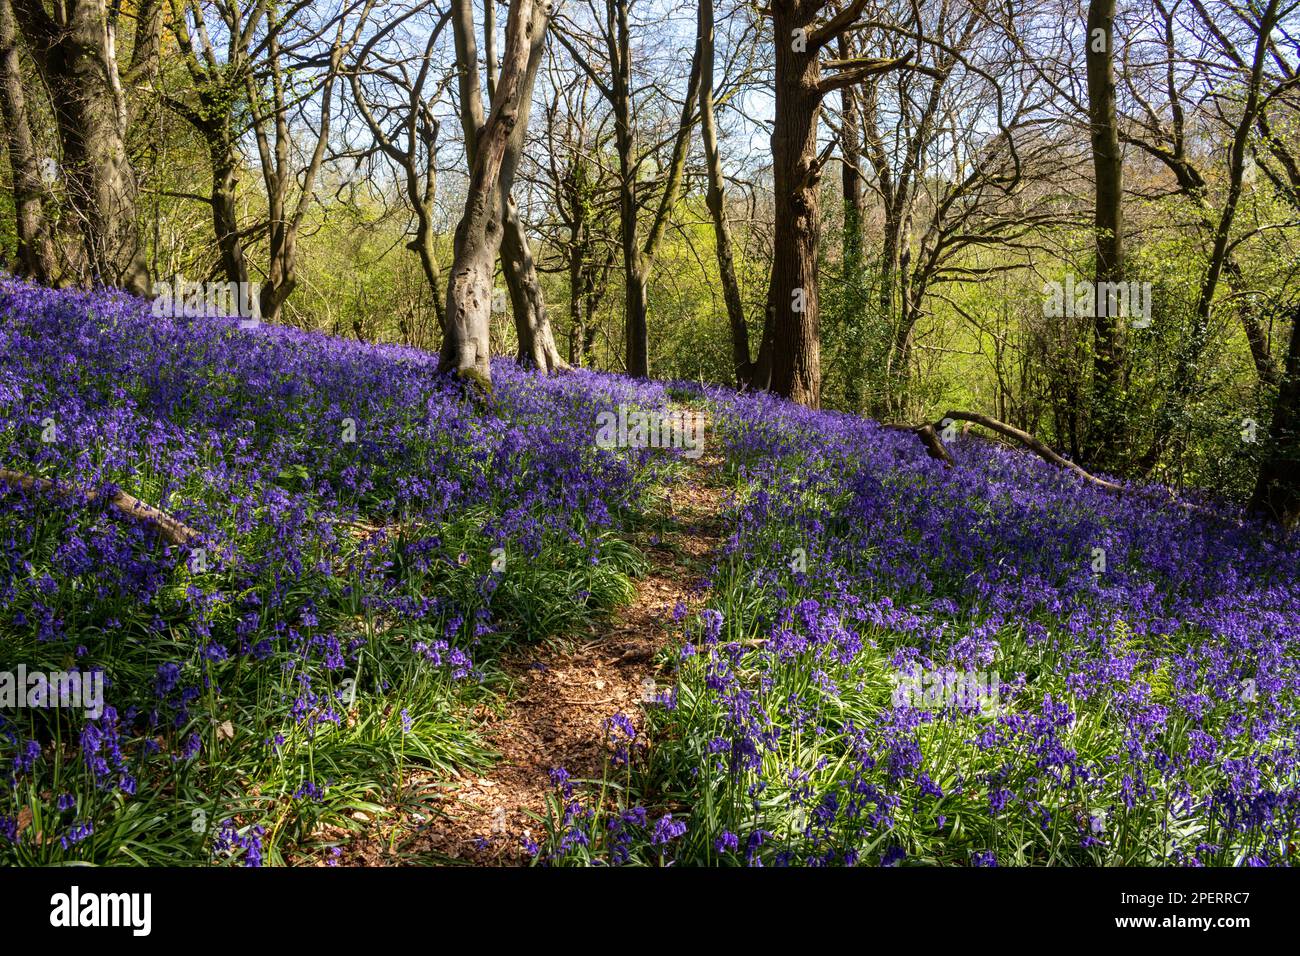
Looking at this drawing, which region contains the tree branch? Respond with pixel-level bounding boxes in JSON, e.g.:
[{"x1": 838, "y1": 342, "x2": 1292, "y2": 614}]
[{"x1": 0, "y1": 469, "x2": 202, "y2": 547}]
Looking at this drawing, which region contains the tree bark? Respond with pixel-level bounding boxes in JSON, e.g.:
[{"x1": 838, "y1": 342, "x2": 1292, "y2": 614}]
[
  {"x1": 1249, "y1": 306, "x2": 1300, "y2": 529},
  {"x1": 10, "y1": 0, "x2": 150, "y2": 293},
  {"x1": 1085, "y1": 0, "x2": 1126, "y2": 465},
  {"x1": 501, "y1": 193, "x2": 567, "y2": 371},
  {"x1": 607, "y1": 0, "x2": 648, "y2": 376},
  {"x1": 494, "y1": 0, "x2": 566, "y2": 372},
  {"x1": 566, "y1": 186, "x2": 587, "y2": 366},
  {"x1": 0, "y1": 0, "x2": 55, "y2": 282},
  {"x1": 442, "y1": 0, "x2": 543, "y2": 385},
  {"x1": 699, "y1": 0, "x2": 750, "y2": 387},
  {"x1": 758, "y1": 2, "x2": 824, "y2": 407}
]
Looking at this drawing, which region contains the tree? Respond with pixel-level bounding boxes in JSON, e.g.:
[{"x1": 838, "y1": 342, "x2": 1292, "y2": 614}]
[
  {"x1": 0, "y1": 0, "x2": 55, "y2": 282},
  {"x1": 163, "y1": 0, "x2": 257, "y2": 288},
  {"x1": 346, "y1": 2, "x2": 454, "y2": 338},
  {"x1": 248, "y1": 1, "x2": 376, "y2": 324},
  {"x1": 527, "y1": 61, "x2": 619, "y2": 367},
  {"x1": 1137, "y1": 0, "x2": 1284, "y2": 474},
  {"x1": 163, "y1": 1, "x2": 377, "y2": 321},
  {"x1": 489, "y1": 0, "x2": 568, "y2": 372},
  {"x1": 1085, "y1": 0, "x2": 1125, "y2": 465},
  {"x1": 441, "y1": 0, "x2": 551, "y2": 383},
  {"x1": 9, "y1": 0, "x2": 160, "y2": 293},
  {"x1": 699, "y1": 0, "x2": 752, "y2": 387},
  {"x1": 557, "y1": 0, "x2": 702, "y2": 378},
  {"x1": 752, "y1": 0, "x2": 913, "y2": 407},
  {"x1": 1116, "y1": 0, "x2": 1281, "y2": 390},
  {"x1": 838, "y1": 2, "x2": 1062, "y2": 419}
]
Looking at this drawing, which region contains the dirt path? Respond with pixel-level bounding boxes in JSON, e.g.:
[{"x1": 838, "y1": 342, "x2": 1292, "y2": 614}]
[{"x1": 348, "y1": 425, "x2": 725, "y2": 865}]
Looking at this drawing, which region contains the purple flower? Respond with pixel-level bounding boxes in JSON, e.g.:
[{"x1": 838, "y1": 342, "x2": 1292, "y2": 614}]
[{"x1": 651, "y1": 813, "x2": 686, "y2": 845}]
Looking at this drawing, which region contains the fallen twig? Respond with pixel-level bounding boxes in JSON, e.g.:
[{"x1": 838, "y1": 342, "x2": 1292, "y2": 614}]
[{"x1": 0, "y1": 468, "x2": 201, "y2": 546}]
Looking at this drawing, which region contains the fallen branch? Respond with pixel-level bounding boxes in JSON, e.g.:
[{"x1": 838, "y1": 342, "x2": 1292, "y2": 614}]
[
  {"x1": 887, "y1": 412, "x2": 1123, "y2": 493},
  {"x1": 883, "y1": 414, "x2": 1248, "y2": 525},
  {"x1": 914, "y1": 422, "x2": 955, "y2": 467},
  {"x1": 0, "y1": 468, "x2": 201, "y2": 547}
]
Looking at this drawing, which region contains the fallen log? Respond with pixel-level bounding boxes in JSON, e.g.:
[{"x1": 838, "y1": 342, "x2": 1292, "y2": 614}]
[
  {"x1": 936, "y1": 411, "x2": 1124, "y2": 493},
  {"x1": 882, "y1": 412, "x2": 1250, "y2": 525},
  {"x1": 0, "y1": 468, "x2": 201, "y2": 546},
  {"x1": 885, "y1": 411, "x2": 1123, "y2": 493},
  {"x1": 914, "y1": 422, "x2": 955, "y2": 467}
]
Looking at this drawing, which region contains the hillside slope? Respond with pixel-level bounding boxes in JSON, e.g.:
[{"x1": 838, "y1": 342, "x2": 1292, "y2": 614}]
[{"x1": 2, "y1": 280, "x2": 1299, "y2": 866}]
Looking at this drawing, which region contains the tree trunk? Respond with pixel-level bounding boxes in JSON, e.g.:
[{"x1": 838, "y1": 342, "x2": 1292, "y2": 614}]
[
  {"x1": 494, "y1": 0, "x2": 565, "y2": 372},
  {"x1": 209, "y1": 144, "x2": 249, "y2": 286},
  {"x1": 164, "y1": 8, "x2": 251, "y2": 290},
  {"x1": 567, "y1": 221, "x2": 585, "y2": 366},
  {"x1": 1085, "y1": 0, "x2": 1126, "y2": 465},
  {"x1": 607, "y1": 0, "x2": 648, "y2": 377},
  {"x1": 837, "y1": 36, "x2": 865, "y2": 293},
  {"x1": 757, "y1": 3, "x2": 823, "y2": 408},
  {"x1": 0, "y1": 0, "x2": 55, "y2": 282},
  {"x1": 11, "y1": 0, "x2": 150, "y2": 293},
  {"x1": 888, "y1": 287, "x2": 924, "y2": 416},
  {"x1": 441, "y1": 0, "x2": 542, "y2": 384},
  {"x1": 502, "y1": 193, "x2": 566, "y2": 371},
  {"x1": 838, "y1": 66, "x2": 865, "y2": 412},
  {"x1": 699, "y1": 0, "x2": 750, "y2": 387},
  {"x1": 1249, "y1": 307, "x2": 1300, "y2": 529}
]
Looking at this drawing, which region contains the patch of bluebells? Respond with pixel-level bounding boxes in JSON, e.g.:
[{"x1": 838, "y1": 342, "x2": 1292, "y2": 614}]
[
  {"x1": 697, "y1": 390, "x2": 1300, "y2": 864},
  {"x1": 604, "y1": 712, "x2": 640, "y2": 767},
  {"x1": 0, "y1": 278, "x2": 672, "y2": 864},
  {"x1": 213, "y1": 819, "x2": 266, "y2": 867},
  {"x1": 542, "y1": 387, "x2": 1300, "y2": 866},
  {"x1": 535, "y1": 770, "x2": 688, "y2": 866}
]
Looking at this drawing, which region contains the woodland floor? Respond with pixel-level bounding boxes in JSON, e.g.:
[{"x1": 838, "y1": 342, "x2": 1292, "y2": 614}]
[{"x1": 342, "y1": 415, "x2": 726, "y2": 865}]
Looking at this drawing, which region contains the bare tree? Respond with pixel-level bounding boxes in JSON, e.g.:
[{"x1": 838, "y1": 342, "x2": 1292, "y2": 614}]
[
  {"x1": 1136, "y1": 0, "x2": 1285, "y2": 473},
  {"x1": 557, "y1": 0, "x2": 702, "y2": 378},
  {"x1": 346, "y1": 2, "x2": 454, "y2": 338},
  {"x1": 248, "y1": 2, "x2": 376, "y2": 323},
  {"x1": 809, "y1": 1, "x2": 1058, "y2": 417},
  {"x1": 162, "y1": 0, "x2": 377, "y2": 323},
  {"x1": 163, "y1": 0, "x2": 256, "y2": 287},
  {"x1": 1115, "y1": 0, "x2": 1281, "y2": 388},
  {"x1": 526, "y1": 60, "x2": 619, "y2": 367},
  {"x1": 700, "y1": 0, "x2": 753, "y2": 386},
  {"x1": 488, "y1": 0, "x2": 568, "y2": 371}
]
